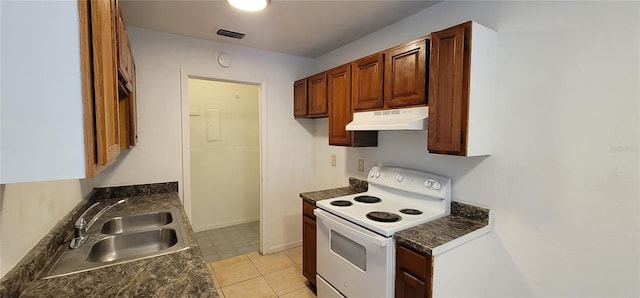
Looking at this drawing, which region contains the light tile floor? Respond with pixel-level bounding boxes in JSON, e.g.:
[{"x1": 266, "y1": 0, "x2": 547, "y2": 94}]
[
  {"x1": 195, "y1": 221, "x2": 260, "y2": 263},
  {"x1": 207, "y1": 246, "x2": 316, "y2": 298}
]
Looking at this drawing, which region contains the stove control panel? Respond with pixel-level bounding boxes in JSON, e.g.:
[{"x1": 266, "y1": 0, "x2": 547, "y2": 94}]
[
  {"x1": 367, "y1": 166, "x2": 451, "y2": 200},
  {"x1": 424, "y1": 179, "x2": 442, "y2": 191}
]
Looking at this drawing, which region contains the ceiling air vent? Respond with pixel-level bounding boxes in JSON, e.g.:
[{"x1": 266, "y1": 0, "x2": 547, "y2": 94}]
[{"x1": 216, "y1": 29, "x2": 245, "y2": 39}]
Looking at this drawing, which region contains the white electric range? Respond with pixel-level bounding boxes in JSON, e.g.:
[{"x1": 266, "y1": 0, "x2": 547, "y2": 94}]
[{"x1": 314, "y1": 166, "x2": 451, "y2": 298}]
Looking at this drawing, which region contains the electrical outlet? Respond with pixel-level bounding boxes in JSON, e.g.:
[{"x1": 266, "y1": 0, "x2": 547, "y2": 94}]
[
  {"x1": 358, "y1": 159, "x2": 365, "y2": 172},
  {"x1": 331, "y1": 154, "x2": 336, "y2": 167}
]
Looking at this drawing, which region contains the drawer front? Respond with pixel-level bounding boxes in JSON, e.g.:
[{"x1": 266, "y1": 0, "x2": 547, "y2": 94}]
[
  {"x1": 396, "y1": 244, "x2": 429, "y2": 280},
  {"x1": 303, "y1": 200, "x2": 316, "y2": 219}
]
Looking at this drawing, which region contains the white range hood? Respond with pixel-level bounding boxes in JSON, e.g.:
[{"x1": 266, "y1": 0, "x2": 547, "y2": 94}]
[{"x1": 345, "y1": 106, "x2": 428, "y2": 131}]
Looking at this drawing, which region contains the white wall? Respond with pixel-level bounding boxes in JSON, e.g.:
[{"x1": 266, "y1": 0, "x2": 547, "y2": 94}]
[
  {"x1": 189, "y1": 79, "x2": 260, "y2": 231},
  {"x1": 313, "y1": 1, "x2": 639, "y2": 297},
  {"x1": 0, "y1": 179, "x2": 95, "y2": 277},
  {"x1": 91, "y1": 28, "x2": 317, "y2": 253}
]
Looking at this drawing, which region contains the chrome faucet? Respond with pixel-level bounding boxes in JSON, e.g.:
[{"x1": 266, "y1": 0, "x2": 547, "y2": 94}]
[{"x1": 70, "y1": 198, "x2": 128, "y2": 249}]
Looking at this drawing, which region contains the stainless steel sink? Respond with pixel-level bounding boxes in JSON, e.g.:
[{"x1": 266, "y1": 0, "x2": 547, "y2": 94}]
[
  {"x1": 100, "y1": 211, "x2": 173, "y2": 234},
  {"x1": 42, "y1": 207, "x2": 191, "y2": 279},
  {"x1": 87, "y1": 228, "x2": 178, "y2": 263}
]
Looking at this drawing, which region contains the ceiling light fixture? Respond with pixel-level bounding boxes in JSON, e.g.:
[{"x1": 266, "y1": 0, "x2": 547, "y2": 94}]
[{"x1": 227, "y1": 0, "x2": 270, "y2": 12}]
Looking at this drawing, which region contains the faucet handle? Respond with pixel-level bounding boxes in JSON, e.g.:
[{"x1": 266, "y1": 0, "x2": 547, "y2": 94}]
[{"x1": 75, "y1": 202, "x2": 100, "y2": 227}]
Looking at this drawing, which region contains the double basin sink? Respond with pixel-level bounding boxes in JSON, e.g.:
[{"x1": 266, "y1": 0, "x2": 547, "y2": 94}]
[{"x1": 43, "y1": 207, "x2": 191, "y2": 278}]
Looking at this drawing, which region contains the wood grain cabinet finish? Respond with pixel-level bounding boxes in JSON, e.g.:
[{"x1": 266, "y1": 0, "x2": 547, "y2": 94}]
[
  {"x1": 79, "y1": 0, "x2": 138, "y2": 177},
  {"x1": 302, "y1": 200, "x2": 317, "y2": 287},
  {"x1": 427, "y1": 21, "x2": 496, "y2": 156},
  {"x1": 385, "y1": 39, "x2": 428, "y2": 108},
  {"x1": 308, "y1": 72, "x2": 328, "y2": 117},
  {"x1": 117, "y1": 7, "x2": 133, "y2": 87},
  {"x1": 352, "y1": 53, "x2": 385, "y2": 111},
  {"x1": 328, "y1": 64, "x2": 378, "y2": 147},
  {"x1": 116, "y1": 5, "x2": 137, "y2": 149},
  {"x1": 293, "y1": 79, "x2": 308, "y2": 117},
  {"x1": 87, "y1": 0, "x2": 120, "y2": 168},
  {"x1": 328, "y1": 64, "x2": 352, "y2": 145},
  {"x1": 395, "y1": 243, "x2": 433, "y2": 298}
]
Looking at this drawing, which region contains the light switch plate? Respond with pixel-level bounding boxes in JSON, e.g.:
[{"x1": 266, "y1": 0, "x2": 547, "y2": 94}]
[
  {"x1": 331, "y1": 155, "x2": 336, "y2": 167},
  {"x1": 358, "y1": 159, "x2": 365, "y2": 172}
]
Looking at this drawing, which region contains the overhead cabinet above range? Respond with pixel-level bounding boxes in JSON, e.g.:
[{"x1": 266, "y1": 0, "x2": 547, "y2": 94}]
[
  {"x1": 292, "y1": 20, "x2": 495, "y2": 154},
  {"x1": 351, "y1": 39, "x2": 429, "y2": 112}
]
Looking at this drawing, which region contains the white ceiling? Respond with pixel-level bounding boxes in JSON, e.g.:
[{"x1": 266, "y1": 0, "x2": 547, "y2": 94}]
[{"x1": 119, "y1": 0, "x2": 440, "y2": 58}]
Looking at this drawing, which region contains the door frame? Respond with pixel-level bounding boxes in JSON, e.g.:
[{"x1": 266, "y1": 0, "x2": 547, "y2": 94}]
[{"x1": 179, "y1": 69, "x2": 268, "y2": 254}]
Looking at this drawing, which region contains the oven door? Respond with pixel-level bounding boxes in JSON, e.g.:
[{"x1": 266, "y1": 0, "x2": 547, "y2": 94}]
[{"x1": 315, "y1": 209, "x2": 394, "y2": 298}]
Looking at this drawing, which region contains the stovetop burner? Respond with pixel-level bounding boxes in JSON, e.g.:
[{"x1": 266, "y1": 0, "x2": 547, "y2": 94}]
[
  {"x1": 330, "y1": 200, "x2": 353, "y2": 207},
  {"x1": 354, "y1": 196, "x2": 382, "y2": 204},
  {"x1": 399, "y1": 208, "x2": 423, "y2": 215},
  {"x1": 366, "y1": 211, "x2": 402, "y2": 223}
]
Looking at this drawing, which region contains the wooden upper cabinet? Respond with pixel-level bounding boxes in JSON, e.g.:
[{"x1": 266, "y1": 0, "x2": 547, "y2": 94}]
[
  {"x1": 293, "y1": 78, "x2": 308, "y2": 117},
  {"x1": 428, "y1": 25, "x2": 466, "y2": 155},
  {"x1": 117, "y1": 6, "x2": 132, "y2": 85},
  {"x1": 115, "y1": 4, "x2": 137, "y2": 150},
  {"x1": 385, "y1": 39, "x2": 428, "y2": 108},
  {"x1": 328, "y1": 64, "x2": 377, "y2": 147},
  {"x1": 428, "y1": 21, "x2": 496, "y2": 156},
  {"x1": 328, "y1": 64, "x2": 352, "y2": 145},
  {"x1": 308, "y1": 72, "x2": 328, "y2": 117},
  {"x1": 90, "y1": 0, "x2": 120, "y2": 166},
  {"x1": 352, "y1": 53, "x2": 384, "y2": 111}
]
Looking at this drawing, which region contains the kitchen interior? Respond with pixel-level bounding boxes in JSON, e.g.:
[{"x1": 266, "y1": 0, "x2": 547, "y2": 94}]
[{"x1": 0, "y1": 0, "x2": 638, "y2": 298}]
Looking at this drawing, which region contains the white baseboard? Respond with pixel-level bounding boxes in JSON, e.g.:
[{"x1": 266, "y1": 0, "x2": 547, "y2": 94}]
[
  {"x1": 262, "y1": 240, "x2": 302, "y2": 255},
  {"x1": 193, "y1": 217, "x2": 260, "y2": 232}
]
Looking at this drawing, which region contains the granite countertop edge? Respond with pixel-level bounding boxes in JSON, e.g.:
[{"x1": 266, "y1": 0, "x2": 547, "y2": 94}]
[
  {"x1": 299, "y1": 177, "x2": 368, "y2": 204},
  {"x1": 393, "y1": 210, "x2": 492, "y2": 256},
  {"x1": 1, "y1": 182, "x2": 217, "y2": 298}
]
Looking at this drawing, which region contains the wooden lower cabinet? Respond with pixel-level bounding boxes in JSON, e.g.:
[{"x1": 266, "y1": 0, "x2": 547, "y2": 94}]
[
  {"x1": 395, "y1": 243, "x2": 433, "y2": 298},
  {"x1": 302, "y1": 200, "x2": 317, "y2": 287}
]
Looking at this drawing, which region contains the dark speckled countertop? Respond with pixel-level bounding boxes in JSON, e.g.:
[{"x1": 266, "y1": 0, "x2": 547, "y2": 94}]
[
  {"x1": 299, "y1": 179, "x2": 491, "y2": 257},
  {"x1": 299, "y1": 177, "x2": 368, "y2": 204},
  {"x1": 394, "y1": 201, "x2": 491, "y2": 256},
  {"x1": 1, "y1": 183, "x2": 217, "y2": 298}
]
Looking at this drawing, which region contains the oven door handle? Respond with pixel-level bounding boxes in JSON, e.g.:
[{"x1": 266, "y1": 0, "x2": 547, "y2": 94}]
[{"x1": 315, "y1": 209, "x2": 389, "y2": 247}]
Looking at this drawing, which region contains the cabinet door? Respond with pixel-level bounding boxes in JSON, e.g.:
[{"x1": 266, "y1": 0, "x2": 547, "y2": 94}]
[
  {"x1": 91, "y1": 0, "x2": 120, "y2": 166},
  {"x1": 117, "y1": 7, "x2": 130, "y2": 83},
  {"x1": 352, "y1": 53, "x2": 384, "y2": 111},
  {"x1": 308, "y1": 72, "x2": 328, "y2": 117},
  {"x1": 396, "y1": 244, "x2": 432, "y2": 298},
  {"x1": 384, "y1": 39, "x2": 427, "y2": 108},
  {"x1": 427, "y1": 23, "x2": 469, "y2": 155},
  {"x1": 395, "y1": 270, "x2": 427, "y2": 298},
  {"x1": 302, "y1": 215, "x2": 317, "y2": 287},
  {"x1": 293, "y1": 79, "x2": 308, "y2": 117},
  {"x1": 328, "y1": 64, "x2": 352, "y2": 146}
]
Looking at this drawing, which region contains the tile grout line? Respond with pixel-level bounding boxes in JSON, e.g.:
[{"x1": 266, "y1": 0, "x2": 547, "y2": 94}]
[{"x1": 208, "y1": 247, "x2": 310, "y2": 298}]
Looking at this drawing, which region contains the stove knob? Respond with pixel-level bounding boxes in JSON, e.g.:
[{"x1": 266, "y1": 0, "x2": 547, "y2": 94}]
[
  {"x1": 395, "y1": 174, "x2": 404, "y2": 182},
  {"x1": 369, "y1": 171, "x2": 375, "y2": 178},
  {"x1": 433, "y1": 181, "x2": 442, "y2": 190},
  {"x1": 375, "y1": 171, "x2": 381, "y2": 178},
  {"x1": 424, "y1": 179, "x2": 434, "y2": 188}
]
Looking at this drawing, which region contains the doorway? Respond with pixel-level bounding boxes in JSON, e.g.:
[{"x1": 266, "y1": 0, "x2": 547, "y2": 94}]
[{"x1": 184, "y1": 77, "x2": 262, "y2": 262}]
